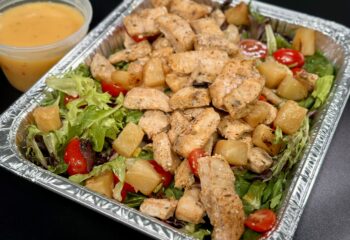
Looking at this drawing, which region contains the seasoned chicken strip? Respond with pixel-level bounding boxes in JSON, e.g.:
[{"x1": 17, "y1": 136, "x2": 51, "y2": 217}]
[
  {"x1": 156, "y1": 14, "x2": 195, "y2": 53},
  {"x1": 174, "y1": 108, "x2": 220, "y2": 158},
  {"x1": 210, "y1": 9, "x2": 225, "y2": 27},
  {"x1": 209, "y1": 61, "x2": 246, "y2": 109},
  {"x1": 153, "y1": 132, "x2": 181, "y2": 173},
  {"x1": 123, "y1": 7, "x2": 167, "y2": 38},
  {"x1": 182, "y1": 108, "x2": 206, "y2": 121},
  {"x1": 194, "y1": 33, "x2": 239, "y2": 56},
  {"x1": 169, "y1": 87, "x2": 210, "y2": 110},
  {"x1": 190, "y1": 18, "x2": 224, "y2": 36},
  {"x1": 140, "y1": 198, "x2": 178, "y2": 220},
  {"x1": 247, "y1": 147, "x2": 273, "y2": 174},
  {"x1": 168, "y1": 50, "x2": 229, "y2": 76},
  {"x1": 174, "y1": 159, "x2": 195, "y2": 189},
  {"x1": 168, "y1": 111, "x2": 190, "y2": 144},
  {"x1": 124, "y1": 87, "x2": 171, "y2": 112},
  {"x1": 151, "y1": 0, "x2": 171, "y2": 8},
  {"x1": 170, "y1": 0, "x2": 212, "y2": 20},
  {"x1": 109, "y1": 40, "x2": 152, "y2": 64},
  {"x1": 175, "y1": 186, "x2": 205, "y2": 224},
  {"x1": 138, "y1": 110, "x2": 170, "y2": 139},
  {"x1": 198, "y1": 156, "x2": 245, "y2": 240},
  {"x1": 90, "y1": 53, "x2": 115, "y2": 82},
  {"x1": 165, "y1": 73, "x2": 193, "y2": 92},
  {"x1": 203, "y1": 132, "x2": 218, "y2": 155},
  {"x1": 218, "y1": 116, "x2": 253, "y2": 141}
]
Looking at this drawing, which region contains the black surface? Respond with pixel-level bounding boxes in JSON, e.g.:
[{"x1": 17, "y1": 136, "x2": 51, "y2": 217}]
[{"x1": 0, "y1": 0, "x2": 349, "y2": 239}]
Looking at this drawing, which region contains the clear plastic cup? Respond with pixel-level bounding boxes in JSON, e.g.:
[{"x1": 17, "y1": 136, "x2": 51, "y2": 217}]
[{"x1": 0, "y1": 0, "x2": 93, "y2": 92}]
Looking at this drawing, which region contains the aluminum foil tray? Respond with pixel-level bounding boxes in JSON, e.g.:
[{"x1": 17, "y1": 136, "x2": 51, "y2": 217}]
[{"x1": 1, "y1": 0, "x2": 350, "y2": 239}]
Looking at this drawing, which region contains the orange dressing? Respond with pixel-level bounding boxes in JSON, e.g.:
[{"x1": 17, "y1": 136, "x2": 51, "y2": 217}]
[{"x1": 0, "y1": 2, "x2": 85, "y2": 91}]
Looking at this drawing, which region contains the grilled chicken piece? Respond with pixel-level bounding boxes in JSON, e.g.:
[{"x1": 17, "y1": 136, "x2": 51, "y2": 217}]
[
  {"x1": 168, "y1": 50, "x2": 229, "y2": 76},
  {"x1": 156, "y1": 14, "x2": 195, "y2": 53},
  {"x1": 182, "y1": 108, "x2": 206, "y2": 121},
  {"x1": 123, "y1": 7, "x2": 167, "y2": 38},
  {"x1": 194, "y1": 33, "x2": 239, "y2": 56},
  {"x1": 244, "y1": 101, "x2": 278, "y2": 128},
  {"x1": 150, "y1": 47, "x2": 174, "y2": 75},
  {"x1": 109, "y1": 40, "x2": 152, "y2": 64},
  {"x1": 169, "y1": 0, "x2": 212, "y2": 20},
  {"x1": 169, "y1": 87, "x2": 210, "y2": 110},
  {"x1": 198, "y1": 156, "x2": 245, "y2": 240},
  {"x1": 175, "y1": 186, "x2": 205, "y2": 224},
  {"x1": 174, "y1": 159, "x2": 195, "y2": 189},
  {"x1": 152, "y1": 37, "x2": 172, "y2": 50},
  {"x1": 218, "y1": 116, "x2": 253, "y2": 141},
  {"x1": 168, "y1": 111, "x2": 190, "y2": 144},
  {"x1": 174, "y1": 108, "x2": 220, "y2": 158},
  {"x1": 90, "y1": 53, "x2": 115, "y2": 82},
  {"x1": 247, "y1": 147, "x2": 273, "y2": 174},
  {"x1": 151, "y1": 0, "x2": 171, "y2": 8},
  {"x1": 123, "y1": 31, "x2": 136, "y2": 49},
  {"x1": 223, "y1": 76, "x2": 264, "y2": 119},
  {"x1": 224, "y1": 24, "x2": 240, "y2": 44},
  {"x1": 190, "y1": 18, "x2": 224, "y2": 36},
  {"x1": 139, "y1": 110, "x2": 170, "y2": 139},
  {"x1": 153, "y1": 132, "x2": 181, "y2": 173},
  {"x1": 209, "y1": 61, "x2": 246, "y2": 110},
  {"x1": 261, "y1": 87, "x2": 284, "y2": 106},
  {"x1": 203, "y1": 132, "x2": 218, "y2": 155},
  {"x1": 165, "y1": 73, "x2": 193, "y2": 92},
  {"x1": 140, "y1": 198, "x2": 178, "y2": 220},
  {"x1": 210, "y1": 9, "x2": 226, "y2": 27},
  {"x1": 124, "y1": 87, "x2": 171, "y2": 112}
]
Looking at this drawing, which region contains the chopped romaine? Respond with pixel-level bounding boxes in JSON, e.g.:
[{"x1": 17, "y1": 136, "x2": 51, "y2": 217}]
[{"x1": 304, "y1": 51, "x2": 334, "y2": 77}]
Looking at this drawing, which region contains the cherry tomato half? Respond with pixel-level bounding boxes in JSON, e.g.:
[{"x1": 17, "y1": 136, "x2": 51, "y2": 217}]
[
  {"x1": 188, "y1": 148, "x2": 207, "y2": 176},
  {"x1": 240, "y1": 39, "x2": 268, "y2": 59},
  {"x1": 101, "y1": 81, "x2": 128, "y2": 97},
  {"x1": 114, "y1": 175, "x2": 135, "y2": 202},
  {"x1": 244, "y1": 209, "x2": 277, "y2": 233},
  {"x1": 273, "y1": 49, "x2": 305, "y2": 68},
  {"x1": 64, "y1": 138, "x2": 90, "y2": 176},
  {"x1": 149, "y1": 160, "x2": 173, "y2": 188},
  {"x1": 64, "y1": 94, "x2": 79, "y2": 105}
]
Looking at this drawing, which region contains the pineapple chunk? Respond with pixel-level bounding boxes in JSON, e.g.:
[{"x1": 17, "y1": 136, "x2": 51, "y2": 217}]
[
  {"x1": 252, "y1": 124, "x2": 281, "y2": 156},
  {"x1": 125, "y1": 159, "x2": 162, "y2": 195},
  {"x1": 257, "y1": 60, "x2": 288, "y2": 89},
  {"x1": 225, "y1": 2, "x2": 250, "y2": 26},
  {"x1": 113, "y1": 122, "x2": 144, "y2": 157},
  {"x1": 293, "y1": 28, "x2": 316, "y2": 56},
  {"x1": 143, "y1": 58, "x2": 165, "y2": 87},
  {"x1": 274, "y1": 100, "x2": 307, "y2": 135},
  {"x1": 33, "y1": 105, "x2": 61, "y2": 133},
  {"x1": 277, "y1": 75, "x2": 308, "y2": 101},
  {"x1": 85, "y1": 170, "x2": 114, "y2": 198}
]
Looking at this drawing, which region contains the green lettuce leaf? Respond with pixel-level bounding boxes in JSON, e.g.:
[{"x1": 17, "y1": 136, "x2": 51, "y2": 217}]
[
  {"x1": 311, "y1": 75, "x2": 334, "y2": 109},
  {"x1": 242, "y1": 228, "x2": 261, "y2": 240},
  {"x1": 165, "y1": 182, "x2": 184, "y2": 200},
  {"x1": 273, "y1": 127, "x2": 284, "y2": 144},
  {"x1": 26, "y1": 125, "x2": 47, "y2": 168},
  {"x1": 275, "y1": 34, "x2": 292, "y2": 49},
  {"x1": 182, "y1": 223, "x2": 211, "y2": 240},
  {"x1": 304, "y1": 51, "x2": 334, "y2": 77},
  {"x1": 69, "y1": 156, "x2": 126, "y2": 184},
  {"x1": 243, "y1": 180, "x2": 266, "y2": 211},
  {"x1": 125, "y1": 110, "x2": 143, "y2": 124},
  {"x1": 265, "y1": 24, "x2": 277, "y2": 55}
]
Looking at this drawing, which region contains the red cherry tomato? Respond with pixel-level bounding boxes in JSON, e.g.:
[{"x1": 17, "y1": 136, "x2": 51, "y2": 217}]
[
  {"x1": 64, "y1": 94, "x2": 79, "y2": 105},
  {"x1": 244, "y1": 209, "x2": 277, "y2": 233},
  {"x1": 114, "y1": 175, "x2": 135, "y2": 202},
  {"x1": 291, "y1": 67, "x2": 303, "y2": 76},
  {"x1": 149, "y1": 160, "x2": 173, "y2": 188},
  {"x1": 240, "y1": 39, "x2": 268, "y2": 58},
  {"x1": 101, "y1": 81, "x2": 128, "y2": 97},
  {"x1": 64, "y1": 138, "x2": 89, "y2": 176},
  {"x1": 187, "y1": 148, "x2": 207, "y2": 176},
  {"x1": 273, "y1": 49, "x2": 305, "y2": 68}
]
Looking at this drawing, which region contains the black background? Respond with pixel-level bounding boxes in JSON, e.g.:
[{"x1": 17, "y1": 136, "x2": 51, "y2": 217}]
[{"x1": 1, "y1": 1, "x2": 349, "y2": 239}]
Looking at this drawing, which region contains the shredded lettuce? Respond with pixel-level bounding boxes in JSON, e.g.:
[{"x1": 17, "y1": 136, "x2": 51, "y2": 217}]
[
  {"x1": 275, "y1": 34, "x2": 292, "y2": 49},
  {"x1": 165, "y1": 182, "x2": 184, "y2": 200},
  {"x1": 304, "y1": 51, "x2": 334, "y2": 77},
  {"x1": 273, "y1": 127, "x2": 284, "y2": 144},
  {"x1": 243, "y1": 180, "x2": 266, "y2": 212},
  {"x1": 26, "y1": 125, "x2": 48, "y2": 168},
  {"x1": 69, "y1": 156, "x2": 126, "y2": 184}
]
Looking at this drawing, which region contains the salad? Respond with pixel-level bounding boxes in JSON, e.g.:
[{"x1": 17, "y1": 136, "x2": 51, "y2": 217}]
[{"x1": 24, "y1": 0, "x2": 335, "y2": 239}]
